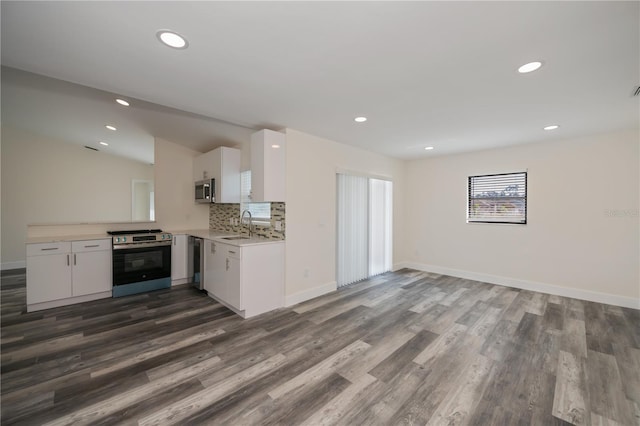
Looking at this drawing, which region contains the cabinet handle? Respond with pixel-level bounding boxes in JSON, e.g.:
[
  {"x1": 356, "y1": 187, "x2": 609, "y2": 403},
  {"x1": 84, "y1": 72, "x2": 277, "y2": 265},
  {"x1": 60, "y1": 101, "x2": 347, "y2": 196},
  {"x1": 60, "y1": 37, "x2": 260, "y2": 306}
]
[
  {"x1": 74, "y1": 254, "x2": 77, "y2": 265},
  {"x1": 212, "y1": 243, "x2": 216, "y2": 254},
  {"x1": 226, "y1": 258, "x2": 229, "y2": 271},
  {"x1": 84, "y1": 244, "x2": 99, "y2": 248},
  {"x1": 66, "y1": 254, "x2": 70, "y2": 266},
  {"x1": 173, "y1": 238, "x2": 176, "y2": 246},
  {"x1": 229, "y1": 250, "x2": 236, "y2": 254},
  {"x1": 42, "y1": 247, "x2": 59, "y2": 251}
]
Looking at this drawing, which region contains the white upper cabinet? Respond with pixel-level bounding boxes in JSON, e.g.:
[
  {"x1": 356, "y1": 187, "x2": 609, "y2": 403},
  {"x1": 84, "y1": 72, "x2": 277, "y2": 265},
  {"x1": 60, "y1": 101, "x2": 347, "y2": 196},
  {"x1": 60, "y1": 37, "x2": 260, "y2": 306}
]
[
  {"x1": 194, "y1": 146, "x2": 241, "y2": 203},
  {"x1": 250, "y1": 130, "x2": 286, "y2": 202}
]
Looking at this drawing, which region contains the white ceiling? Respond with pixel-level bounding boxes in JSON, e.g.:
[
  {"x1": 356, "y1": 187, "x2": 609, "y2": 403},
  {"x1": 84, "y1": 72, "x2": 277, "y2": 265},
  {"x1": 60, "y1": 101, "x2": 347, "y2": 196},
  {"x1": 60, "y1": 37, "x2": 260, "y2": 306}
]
[
  {"x1": 1, "y1": 1, "x2": 638, "y2": 160},
  {"x1": 1, "y1": 67, "x2": 254, "y2": 164}
]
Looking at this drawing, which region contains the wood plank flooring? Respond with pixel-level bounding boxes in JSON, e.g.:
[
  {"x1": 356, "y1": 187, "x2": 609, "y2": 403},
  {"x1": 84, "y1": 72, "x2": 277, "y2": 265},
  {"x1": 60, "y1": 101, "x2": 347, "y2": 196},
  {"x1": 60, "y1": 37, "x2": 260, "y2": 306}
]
[{"x1": 1, "y1": 268, "x2": 639, "y2": 425}]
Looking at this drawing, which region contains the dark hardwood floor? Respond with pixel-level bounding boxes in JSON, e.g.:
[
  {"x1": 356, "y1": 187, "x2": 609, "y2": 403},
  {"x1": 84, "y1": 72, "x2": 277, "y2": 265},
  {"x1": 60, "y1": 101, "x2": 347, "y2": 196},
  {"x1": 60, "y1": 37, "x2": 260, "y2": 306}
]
[{"x1": 1, "y1": 268, "x2": 638, "y2": 425}]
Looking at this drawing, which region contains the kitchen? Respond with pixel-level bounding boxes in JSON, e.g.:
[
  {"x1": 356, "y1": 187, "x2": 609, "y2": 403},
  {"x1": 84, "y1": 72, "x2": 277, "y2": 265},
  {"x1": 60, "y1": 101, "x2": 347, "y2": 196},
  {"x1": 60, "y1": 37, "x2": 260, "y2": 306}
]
[
  {"x1": 21, "y1": 119, "x2": 288, "y2": 319},
  {"x1": 1, "y1": 2, "x2": 639, "y2": 425}
]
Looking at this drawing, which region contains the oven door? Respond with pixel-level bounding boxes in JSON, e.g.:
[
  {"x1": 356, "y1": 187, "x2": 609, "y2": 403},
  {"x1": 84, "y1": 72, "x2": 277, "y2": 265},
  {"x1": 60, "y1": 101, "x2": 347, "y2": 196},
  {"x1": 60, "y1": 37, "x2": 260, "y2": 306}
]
[{"x1": 112, "y1": 243, "x2": 171, "y2": 286}]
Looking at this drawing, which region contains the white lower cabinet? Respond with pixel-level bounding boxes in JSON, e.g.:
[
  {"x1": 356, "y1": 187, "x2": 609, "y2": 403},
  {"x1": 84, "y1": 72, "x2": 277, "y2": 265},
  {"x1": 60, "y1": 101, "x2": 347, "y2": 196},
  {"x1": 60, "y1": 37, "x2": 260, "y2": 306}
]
[
  {"x1": 204, "y1": 240, "x2": 284, "y2": 318},
  {"x1": 225, "y1": 255, "x2": 241, "y2": 309},
  {"x1": 71, "y1": 242, "x2": 111, "y2": 297},
  {"x1": 171, "y1": 234, "x2": 189, "y2": 283},
  {"x1": 26, "y1": 239, "x2": 112, "y2": 311},
  {"x1": 26, "y1": 244, "x2": 73, "y2": 304},
  {"x1": 204, "y1": 240, "x2": 225, "y2": 298}
]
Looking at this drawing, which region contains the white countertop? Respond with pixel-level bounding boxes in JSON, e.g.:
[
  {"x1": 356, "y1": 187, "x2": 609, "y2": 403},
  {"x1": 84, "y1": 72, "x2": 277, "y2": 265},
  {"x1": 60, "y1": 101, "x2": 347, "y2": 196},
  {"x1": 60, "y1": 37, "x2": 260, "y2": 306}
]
[
  {"x1": 170, "y1": 229, "x2": 284, "y2": 247},
  {"x1": 26, "y1": 229, "x2": 284, "y2": 247},
  {"x1": 26, "y1": 234, "x2": 111, "y2": 244}
]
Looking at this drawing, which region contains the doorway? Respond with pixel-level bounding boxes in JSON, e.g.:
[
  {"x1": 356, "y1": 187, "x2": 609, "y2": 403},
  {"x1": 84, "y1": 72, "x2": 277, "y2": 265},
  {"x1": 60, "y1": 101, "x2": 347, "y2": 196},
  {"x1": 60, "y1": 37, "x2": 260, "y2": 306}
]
[{"x1": 336, "y1": 173, "x2": 392, "y2": 287}]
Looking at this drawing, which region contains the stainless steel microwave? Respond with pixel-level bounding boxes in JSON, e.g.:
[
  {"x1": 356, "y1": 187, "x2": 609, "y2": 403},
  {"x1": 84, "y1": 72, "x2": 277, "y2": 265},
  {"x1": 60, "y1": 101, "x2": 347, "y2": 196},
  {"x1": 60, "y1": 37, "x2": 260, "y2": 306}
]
[{"x1": 195, "y1": 179, "x2": 215, "y2": 203}]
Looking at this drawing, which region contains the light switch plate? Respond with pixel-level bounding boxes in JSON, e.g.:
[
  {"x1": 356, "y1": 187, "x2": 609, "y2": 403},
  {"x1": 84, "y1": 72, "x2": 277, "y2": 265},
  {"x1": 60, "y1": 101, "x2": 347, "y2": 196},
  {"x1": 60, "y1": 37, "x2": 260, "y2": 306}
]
[{"x1": 275, "y1": 221, "x2": 282, "y2": 231}]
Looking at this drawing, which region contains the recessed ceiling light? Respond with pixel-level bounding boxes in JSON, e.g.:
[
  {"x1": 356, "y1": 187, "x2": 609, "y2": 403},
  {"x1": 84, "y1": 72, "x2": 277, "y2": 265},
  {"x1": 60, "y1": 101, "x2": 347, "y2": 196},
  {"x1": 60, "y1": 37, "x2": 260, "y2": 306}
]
[
  {"x1": 156, "y1": 30, "x2": 188, "y2": 49},
  {"x1": 116, "y1": 98, "x2": 130, "y2": 106},
  {"x1": 424, "y1": 146, "x2": 434, "y2": 150},
  {"x1": 99, "y1": 141, "x2": 109, "y2": 146},
  {"x1": 354, "y1": 117, "x2": 367, "y2": 123},
  {"x1": 105, "y1": 125, "x2": 117, "y2": 131},
  {"x1": 543, "y1": 125, "x2": 559, "y2": 130},
  {"x1": 518, "y1": 61, "x2": 542, "y2": 73},
  {"x1": 271, "y1": 144, "x2": 280, "y2": 148}
]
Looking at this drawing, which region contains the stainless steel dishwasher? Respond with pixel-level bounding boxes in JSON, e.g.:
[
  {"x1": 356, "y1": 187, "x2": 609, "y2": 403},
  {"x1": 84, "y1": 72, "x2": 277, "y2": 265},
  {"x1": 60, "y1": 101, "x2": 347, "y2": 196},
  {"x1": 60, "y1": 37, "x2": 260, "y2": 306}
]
[{"x1": 189, "y1": 237, "x2": 205, "y2": 290}]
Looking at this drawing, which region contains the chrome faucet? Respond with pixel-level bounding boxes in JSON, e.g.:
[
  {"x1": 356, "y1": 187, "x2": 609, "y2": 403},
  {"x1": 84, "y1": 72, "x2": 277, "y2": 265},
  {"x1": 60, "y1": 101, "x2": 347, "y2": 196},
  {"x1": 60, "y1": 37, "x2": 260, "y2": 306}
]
[{"x1": 241, "y1": 209, "x2": 253, "y2": 238}]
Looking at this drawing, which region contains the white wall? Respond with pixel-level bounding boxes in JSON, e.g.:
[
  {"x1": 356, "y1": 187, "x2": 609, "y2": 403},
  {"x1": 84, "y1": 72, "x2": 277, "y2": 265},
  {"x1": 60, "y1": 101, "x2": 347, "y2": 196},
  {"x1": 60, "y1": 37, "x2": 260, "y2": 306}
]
[
  {"x1": 404, "y1": 130, "x2": 639, "y2": 308},
  {"x1": 153, "y1": 137, "x2": 209, "y2": 231},
  {"x1": 1, "y1": 126, "x2": 153, "y2": 267},
  {"x1": 284, "y1": 128, "x2": 406, "y2": 305}
]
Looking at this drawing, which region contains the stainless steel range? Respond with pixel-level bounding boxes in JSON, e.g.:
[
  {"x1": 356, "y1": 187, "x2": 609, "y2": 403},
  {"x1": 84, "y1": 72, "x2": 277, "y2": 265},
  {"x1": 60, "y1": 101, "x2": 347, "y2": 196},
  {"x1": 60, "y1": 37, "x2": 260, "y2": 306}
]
[{"x1": 108, "y1": 229, "x2": 172, "y2": 297}]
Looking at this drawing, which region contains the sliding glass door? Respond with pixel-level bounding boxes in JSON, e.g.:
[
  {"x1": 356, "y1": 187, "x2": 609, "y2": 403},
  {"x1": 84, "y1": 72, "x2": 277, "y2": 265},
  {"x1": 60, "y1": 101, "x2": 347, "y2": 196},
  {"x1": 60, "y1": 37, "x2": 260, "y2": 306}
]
[{"x1": 336, "y1": 173, "x2": 393, "y2": 287}]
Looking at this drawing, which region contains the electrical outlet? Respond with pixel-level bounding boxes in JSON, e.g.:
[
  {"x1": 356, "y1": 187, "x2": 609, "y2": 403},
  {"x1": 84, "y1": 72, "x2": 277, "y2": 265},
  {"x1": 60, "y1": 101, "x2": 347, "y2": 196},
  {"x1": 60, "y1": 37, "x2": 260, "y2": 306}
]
[
  {"x1": 229, "y1": 218, "x2": 234, "y2": 225},
  {"x1": 234, "y1": 218, "x2": 239, "y2": 226},
  {"x1": 303, "y1": 269, "x2": 309, "y2": 278},
  {"x1": 275, "y1": 221, "x2": 282, "y2": 231}
]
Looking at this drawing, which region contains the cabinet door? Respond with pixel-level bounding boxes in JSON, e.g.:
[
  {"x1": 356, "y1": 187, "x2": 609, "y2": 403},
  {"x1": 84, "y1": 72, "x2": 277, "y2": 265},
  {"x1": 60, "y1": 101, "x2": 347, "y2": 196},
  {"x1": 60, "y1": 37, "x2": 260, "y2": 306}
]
[
  {"x1": 218, "y1": 147, "x2": 241, "y2": 203},
  {"x1": 204, "y1": 240, "x2": 224, "y2": 297},
  {"x1": 171, "y1": 235, "x2": 188, "y2": 281},
  {"x1": 26, "y1": 253, "x2": 72, "y2": 304},
  {"x1": 251, "y1": 130, "x2": 286, "y2": 202},
  {"x1": 203, "y1": 240, "x2": 215, "y2": 293},
  {"x1": 72, "y1": 250, "x2": 111, "y2": 296},
  {"x1": 210, "y1": 243, "x2": 228, "y2": 302},
  {"x1": 225, "y1": 256, "x2": 242, "y2": 310},
  {"x1": 216, "y1": 243, "x2": 241, "y2": 310}
]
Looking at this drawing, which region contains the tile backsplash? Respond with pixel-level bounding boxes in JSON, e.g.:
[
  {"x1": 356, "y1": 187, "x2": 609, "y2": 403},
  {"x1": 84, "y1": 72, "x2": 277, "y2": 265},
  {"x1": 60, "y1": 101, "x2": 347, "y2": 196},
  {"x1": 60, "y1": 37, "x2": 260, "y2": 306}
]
[{"x1": 209, "y1": 202, "x2": 285, "y2": 240}]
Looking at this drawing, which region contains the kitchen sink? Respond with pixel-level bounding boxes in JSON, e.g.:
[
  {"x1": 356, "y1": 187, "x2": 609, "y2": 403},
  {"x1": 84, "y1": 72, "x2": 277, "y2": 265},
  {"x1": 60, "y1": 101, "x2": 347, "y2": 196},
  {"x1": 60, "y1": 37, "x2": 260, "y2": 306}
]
[{"x1": 221, "y1": 236, "x2": 250, "y2": 240}]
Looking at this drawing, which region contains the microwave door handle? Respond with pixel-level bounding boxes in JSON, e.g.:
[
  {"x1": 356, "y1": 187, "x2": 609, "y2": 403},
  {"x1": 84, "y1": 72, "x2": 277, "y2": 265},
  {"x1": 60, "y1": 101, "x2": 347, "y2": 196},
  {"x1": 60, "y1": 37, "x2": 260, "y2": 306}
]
[{"x1": 204, "y1": 183, "x2": 211, "y2": 200}]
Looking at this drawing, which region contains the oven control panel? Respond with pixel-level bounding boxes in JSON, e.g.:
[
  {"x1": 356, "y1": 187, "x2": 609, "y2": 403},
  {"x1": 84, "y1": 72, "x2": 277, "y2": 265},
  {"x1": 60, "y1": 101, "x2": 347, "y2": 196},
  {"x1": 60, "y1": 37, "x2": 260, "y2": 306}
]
[{"x1": 112, "y1": 233, "x2": 172, "y2": 245}]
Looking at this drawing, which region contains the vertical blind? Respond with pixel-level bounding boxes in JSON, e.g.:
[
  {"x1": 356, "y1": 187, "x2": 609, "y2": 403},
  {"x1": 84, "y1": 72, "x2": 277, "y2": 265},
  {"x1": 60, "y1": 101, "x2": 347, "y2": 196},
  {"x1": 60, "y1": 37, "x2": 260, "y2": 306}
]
[
  {"x1": 337, "y1": 174, "x2": 369, "y2": 287},
  {"x1": 369, "y1": 178, "x2": 393, "y2": 276},
  {"x1": 337, "y1": 174, "x2": 393, "y2": 287}
]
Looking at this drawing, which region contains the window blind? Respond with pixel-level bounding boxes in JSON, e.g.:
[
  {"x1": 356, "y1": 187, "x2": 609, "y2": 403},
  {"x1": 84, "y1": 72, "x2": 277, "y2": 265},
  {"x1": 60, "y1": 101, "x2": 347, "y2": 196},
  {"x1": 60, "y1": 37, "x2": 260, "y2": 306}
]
[
  {"x1": 337, "y1": 174, "x2": 393, "y2": 287},
  {"x1": 369, "y1": 178, "x2": 393, "y2": 276},
  {"x1": 240, "y1": 171, "x2": 271, "y2": 219},
  {"x1": 337, "y1": 174, "x2": 369, "y2": 287},
  {"x1": 468, "y1": 172, "x2": 527, "y2": 224}
]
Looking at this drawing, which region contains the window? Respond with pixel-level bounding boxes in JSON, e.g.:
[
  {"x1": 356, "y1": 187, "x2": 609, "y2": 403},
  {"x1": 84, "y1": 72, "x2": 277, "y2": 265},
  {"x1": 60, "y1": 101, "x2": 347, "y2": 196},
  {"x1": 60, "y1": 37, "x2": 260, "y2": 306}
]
[
  {"x1": 240, "y1": 171, "x2": 271, "y2": 221},
  {"x1": 468, "y1": 172, "x2": 527, "y2": 224}
]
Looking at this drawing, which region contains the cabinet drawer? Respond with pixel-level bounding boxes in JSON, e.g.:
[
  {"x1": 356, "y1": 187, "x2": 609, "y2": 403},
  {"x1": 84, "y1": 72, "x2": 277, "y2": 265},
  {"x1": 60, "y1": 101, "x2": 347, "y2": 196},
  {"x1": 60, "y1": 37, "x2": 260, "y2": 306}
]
[
  {"x1": 222, "y1": 245, "x2": 241, "y2": 259},
  {"x1": 72, "y1": 239, "x2": 111, "y2": 253},
  {"x1": 27, "y1": 242, "x2": 72, "y2": 257}
]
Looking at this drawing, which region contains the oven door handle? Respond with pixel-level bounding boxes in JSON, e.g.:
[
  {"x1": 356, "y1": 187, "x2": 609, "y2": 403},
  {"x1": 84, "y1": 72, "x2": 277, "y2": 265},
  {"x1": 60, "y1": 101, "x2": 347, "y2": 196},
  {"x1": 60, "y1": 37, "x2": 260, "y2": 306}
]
[{"x1": 113, "y1": 242, "x2": 172, "y2": 250}]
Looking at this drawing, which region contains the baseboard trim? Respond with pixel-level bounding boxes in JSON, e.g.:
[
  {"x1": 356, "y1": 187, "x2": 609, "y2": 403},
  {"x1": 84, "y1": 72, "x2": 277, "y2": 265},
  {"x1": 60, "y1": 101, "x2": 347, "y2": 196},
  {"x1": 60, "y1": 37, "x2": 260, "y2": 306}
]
[
  {"x1": 405, "y1": 262, "x2": 640, "y2": 310},
  {"x1": 392, "y1": 262, "x2": 410, "y2": 272},
  {"x1": 171, "y1": 278, "x2": 190, "y2": 286},
  {"x1": 285, "y1": 281, "x2": 337, "y2": 307},
  {"x1": 2, "y1": 261, "x2": 26, "y2": 271},
  {"x1": 27, "y1": 291, "x2": 111, "y2": 312}
]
